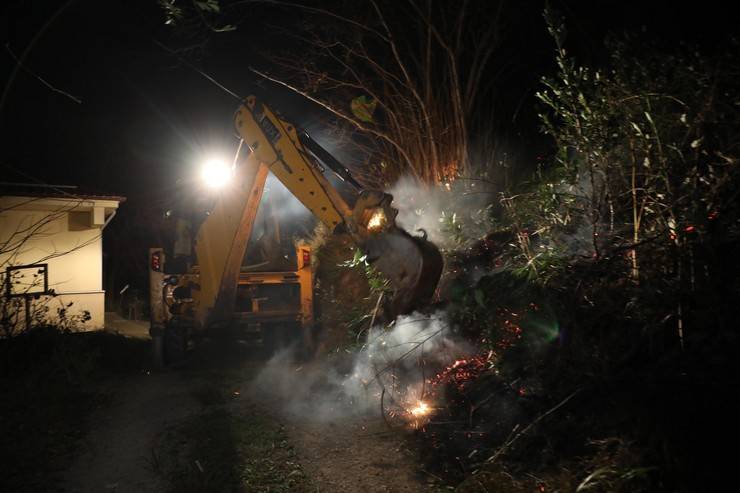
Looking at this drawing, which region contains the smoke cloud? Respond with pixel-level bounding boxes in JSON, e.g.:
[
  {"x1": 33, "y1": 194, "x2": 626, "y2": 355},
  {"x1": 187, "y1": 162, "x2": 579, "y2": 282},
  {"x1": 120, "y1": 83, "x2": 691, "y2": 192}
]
[
  {"x1": 388, "y1": 176, "x2": 497, "y2": 249},
  {"x1": 251, "y1": 312, "x2": 472, "y2": 422}
]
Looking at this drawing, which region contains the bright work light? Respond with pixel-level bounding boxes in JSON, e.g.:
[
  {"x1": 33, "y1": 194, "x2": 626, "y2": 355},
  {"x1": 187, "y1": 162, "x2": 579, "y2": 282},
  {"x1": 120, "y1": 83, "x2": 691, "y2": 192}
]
[{"x1": 200, "y1": 159, "x2": 232, "y2": 188}]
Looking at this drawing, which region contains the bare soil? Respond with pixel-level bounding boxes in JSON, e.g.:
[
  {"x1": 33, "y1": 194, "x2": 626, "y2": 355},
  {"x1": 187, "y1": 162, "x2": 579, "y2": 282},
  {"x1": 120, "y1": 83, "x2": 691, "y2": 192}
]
[
  {"x1": 283, "y1": 415, "x2": 431, "y2": 493},
  {"x1": 63, "y1": 346, "x2": 432, "y2": 493},
  {"x1": 63, "y1": 371, "x2": 201, "y2": 493}
]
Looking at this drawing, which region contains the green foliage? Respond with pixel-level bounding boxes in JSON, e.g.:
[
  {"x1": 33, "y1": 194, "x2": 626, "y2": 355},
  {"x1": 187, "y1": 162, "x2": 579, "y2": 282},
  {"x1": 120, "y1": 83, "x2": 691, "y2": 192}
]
[
  {"x1": 488, "y1": 7, "x2": 740, "y2": 308},
  {"x1": 158, "y1": 0, "x2": 183, "y2": 25},
  {"x1": 340, "y1": 247, "x2": 392, "y2": 296},
  {"x1": 462, "y1": 7, "x2": 740, "y2": 394},
  {"x1": 158, "y1": 0, "x2": 235, "y2": 33},
  {"x1": 350, "y1": 95, "x2": 377, "y2": 123},
  {"x1": 194, "y1": 0, "x2": 221, "y2": 14},
  {"x1": 309, "y1": 229, "x2": 378, "y2": 349},
  {"x1": 439, "y1": 211, "x2": 466, "y2": 248},
  {"x1": 447, "y1": 268, "x2": 559, "y2": 372},
  {"x1": 427, "y1": 11, "x2": 740, "y2": 492}
]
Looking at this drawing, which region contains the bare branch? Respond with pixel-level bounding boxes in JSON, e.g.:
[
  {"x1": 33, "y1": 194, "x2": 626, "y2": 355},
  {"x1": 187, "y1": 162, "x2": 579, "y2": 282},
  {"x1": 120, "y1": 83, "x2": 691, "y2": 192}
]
[
  {"x1": 231, "y1": 0, "x2": 389, "y2": 42},
  {"x1": 249, "y1": 67, "x2": 421, "y2": 181},
  {"x1": 4, "y1": 43, "x2": 82, "y2": 104},
  {"x1": 486, "y1": 389, "x2": 581, "y2": 465},
  {"x1": 370, "y1": 1, "x2": 440, "y2": 177}
]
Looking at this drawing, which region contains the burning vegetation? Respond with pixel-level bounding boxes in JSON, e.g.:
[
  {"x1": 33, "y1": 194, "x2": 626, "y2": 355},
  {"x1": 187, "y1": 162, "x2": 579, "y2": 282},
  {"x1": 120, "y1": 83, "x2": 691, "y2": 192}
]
[{"x1": 297, "y1": 13, "x2": 740, "y2": 491}]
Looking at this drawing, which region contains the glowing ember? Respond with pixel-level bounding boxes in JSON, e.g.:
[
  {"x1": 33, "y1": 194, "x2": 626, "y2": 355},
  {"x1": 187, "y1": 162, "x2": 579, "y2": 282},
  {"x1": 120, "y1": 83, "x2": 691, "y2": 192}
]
[
  {"x1": 410, "y1": 401, "x2": 430, "y2": 417},
  {"x1": 366, "y1": 209, "x2": 386, "y2": 231},
  {"x1": 432, "y1": 354, "x2": 491, "y2": 392}
]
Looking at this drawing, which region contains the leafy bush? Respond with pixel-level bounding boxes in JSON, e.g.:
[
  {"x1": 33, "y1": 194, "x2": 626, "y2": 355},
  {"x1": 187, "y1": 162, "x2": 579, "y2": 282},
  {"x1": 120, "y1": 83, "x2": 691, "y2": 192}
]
[
  {"x1": 499, "y1": 8, "x2": 740, "y2": 358},
  {"x1": 421, "y1": 10, "x2": 740, "y2": 492}
]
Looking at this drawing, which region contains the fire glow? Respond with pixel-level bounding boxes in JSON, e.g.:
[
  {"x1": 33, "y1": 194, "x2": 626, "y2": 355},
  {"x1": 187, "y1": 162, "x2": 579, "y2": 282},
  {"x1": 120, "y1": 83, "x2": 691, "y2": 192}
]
[
  {"x1": 409, "y1": 401, "x2": 430, "y2": 417},
  {"x1": 366, "y1": 209, "x2": 387, "y2": 231},
  {"x1": 431, "y1": 354, "x2": 491, "y2": 392}
]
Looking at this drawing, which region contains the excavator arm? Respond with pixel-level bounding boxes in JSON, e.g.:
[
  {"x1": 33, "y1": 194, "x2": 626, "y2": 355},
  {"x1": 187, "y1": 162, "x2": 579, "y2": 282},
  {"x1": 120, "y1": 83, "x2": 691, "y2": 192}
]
[
  {"x1": 192, "y1": 151, "x2": 270, "y2": 328},
  {"x1": 234, "y1": 95, "x2": 443, "y2": 316},
  {"x1": 235, "y1": 96, "x2": 351, "y2": 231}
]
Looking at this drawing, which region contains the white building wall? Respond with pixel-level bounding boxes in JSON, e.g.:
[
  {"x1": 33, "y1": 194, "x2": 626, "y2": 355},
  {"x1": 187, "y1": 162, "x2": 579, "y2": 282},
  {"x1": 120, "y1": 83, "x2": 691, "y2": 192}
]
[{"x1": 0, "y1": 196, "x2": 120, "y2": 332}]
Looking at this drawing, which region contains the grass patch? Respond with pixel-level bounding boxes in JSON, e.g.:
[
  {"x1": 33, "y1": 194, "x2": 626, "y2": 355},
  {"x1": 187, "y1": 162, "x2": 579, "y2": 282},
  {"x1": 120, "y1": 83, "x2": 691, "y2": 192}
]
[
  {"x1": 155, "y1": 337, "x2": 309, "y2": 493},
  {"x1": 155, "y1": 407, "x2": 310, "y2": 493}
]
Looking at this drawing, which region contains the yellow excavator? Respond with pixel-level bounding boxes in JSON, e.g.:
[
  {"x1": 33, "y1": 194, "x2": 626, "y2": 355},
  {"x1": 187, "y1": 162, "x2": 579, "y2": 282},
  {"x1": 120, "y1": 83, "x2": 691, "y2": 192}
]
[{"x1": 149, "y1": 95, "x2": 443, "y2": 363}]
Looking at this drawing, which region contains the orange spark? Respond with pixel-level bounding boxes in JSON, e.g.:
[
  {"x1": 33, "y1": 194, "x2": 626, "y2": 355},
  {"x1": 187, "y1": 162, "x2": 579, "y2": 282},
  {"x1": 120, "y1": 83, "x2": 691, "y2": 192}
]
[{"x1": 410, "y1": 401, "x2": 430, "y2": 417}]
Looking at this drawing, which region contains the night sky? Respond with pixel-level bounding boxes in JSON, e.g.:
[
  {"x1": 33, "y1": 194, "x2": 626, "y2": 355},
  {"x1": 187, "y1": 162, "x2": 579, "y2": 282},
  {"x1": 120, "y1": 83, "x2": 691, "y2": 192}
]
[
  {"x1": 1, "y1": 1, "x2": 731, "y2": 194},
  {"x1": 2, "y1": 1, "x2": 242, "y2": 199},
  {"x1": 0, "y1": 0, "x2": 733, "y2": 289}
]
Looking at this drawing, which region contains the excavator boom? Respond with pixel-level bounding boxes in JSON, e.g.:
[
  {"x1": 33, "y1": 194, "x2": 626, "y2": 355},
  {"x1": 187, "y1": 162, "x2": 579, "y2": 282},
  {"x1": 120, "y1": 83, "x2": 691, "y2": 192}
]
[
  {"x1": 149, "y1": 95, "x2": 444, "y2": 365},
  {"x1": 234, "y1": 95, "x2": 443, "y2": 315}
]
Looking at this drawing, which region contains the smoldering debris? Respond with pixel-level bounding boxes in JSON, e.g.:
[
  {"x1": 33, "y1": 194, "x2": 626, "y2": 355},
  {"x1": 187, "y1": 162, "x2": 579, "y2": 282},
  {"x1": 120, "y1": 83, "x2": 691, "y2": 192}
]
[{"x1": 250, "y1": 312, "x2": 473, "y2": 424}]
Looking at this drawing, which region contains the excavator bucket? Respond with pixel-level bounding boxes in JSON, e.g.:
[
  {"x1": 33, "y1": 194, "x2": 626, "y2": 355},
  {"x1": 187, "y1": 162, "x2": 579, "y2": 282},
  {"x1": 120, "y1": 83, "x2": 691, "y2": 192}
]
[
  {"x1": 364, "y1": 228, "x2": 443, "y2": 316},
  {"x1": 352, "y1": 191, "x2": 444, "y2": 316},
  {"x1": 235, "y1": 96, "x2": 442, "y2": 316}
]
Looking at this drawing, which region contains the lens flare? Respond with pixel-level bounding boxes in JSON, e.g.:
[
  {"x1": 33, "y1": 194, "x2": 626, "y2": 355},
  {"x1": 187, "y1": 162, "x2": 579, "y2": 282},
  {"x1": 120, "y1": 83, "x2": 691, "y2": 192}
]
[{"x1": 201, "y1": 159, "x2": 232, "y2": 188}]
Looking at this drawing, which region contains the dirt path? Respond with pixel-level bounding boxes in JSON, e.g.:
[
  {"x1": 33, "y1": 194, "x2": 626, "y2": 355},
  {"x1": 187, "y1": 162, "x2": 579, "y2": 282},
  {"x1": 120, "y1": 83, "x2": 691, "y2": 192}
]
[
  {"x1": 63, "y1": 349, "x2": 432, "y2": 493},
  {"x1": 63, "y1": 371, "x2": 201, "y2": 493},
  {"x1": 247, "y1": 355, "x2": 433, "y2": 493},
  {"x1": 283, "y1": 415, "x2": 431, "y2": 493}
]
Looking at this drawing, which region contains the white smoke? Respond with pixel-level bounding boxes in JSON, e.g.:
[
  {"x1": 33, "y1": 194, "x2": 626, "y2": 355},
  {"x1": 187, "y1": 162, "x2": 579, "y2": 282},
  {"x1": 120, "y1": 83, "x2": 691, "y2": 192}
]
[
  {"x1": 259, "y1": 174, "x2": 316, "y2": 231},
  {"x1": 388, "y1": 176, "x2": 497, "y2": 250},
  {"x1": 250, "y1": 175, "x2": 497, "y2": 420},
  {"x1": 251, "y1": 311, "x2": 472, "y2": 422}
]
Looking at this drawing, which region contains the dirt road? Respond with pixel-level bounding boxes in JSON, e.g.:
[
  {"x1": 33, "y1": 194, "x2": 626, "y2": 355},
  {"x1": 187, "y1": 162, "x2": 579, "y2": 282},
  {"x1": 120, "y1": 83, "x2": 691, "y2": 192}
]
[
  {"x1": 63, "y1": 371, "x2": 201, "y2": 493},
  {"x1": 284, "y1": 415, "x2": 430, "y2": 492},
  {"x1": 63, "y1": 342, "x2": 432, "y2": 493}
]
